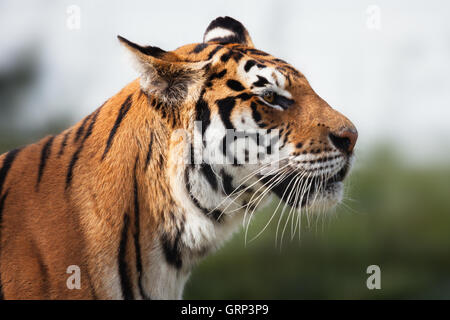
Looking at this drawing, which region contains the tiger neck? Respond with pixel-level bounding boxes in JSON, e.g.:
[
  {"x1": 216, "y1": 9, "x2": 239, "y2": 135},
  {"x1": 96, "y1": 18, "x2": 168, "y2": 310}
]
[
  {"x1": 134, "y1": 96, "x2": 248, "y2": 299},
  {"x1": 80, "y1": 83, "x2": 245, "y2": 299}
]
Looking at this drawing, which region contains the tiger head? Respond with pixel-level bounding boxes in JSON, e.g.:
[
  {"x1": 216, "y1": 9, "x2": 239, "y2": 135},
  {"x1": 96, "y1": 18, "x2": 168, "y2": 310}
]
[{"x1": 119, "y1": 17, "x2": 357, "y2": 222}]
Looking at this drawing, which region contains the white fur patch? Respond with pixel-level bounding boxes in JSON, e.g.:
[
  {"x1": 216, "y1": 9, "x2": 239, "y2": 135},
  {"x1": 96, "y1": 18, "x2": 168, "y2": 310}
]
[
  {"x1": 144, "y1": 239, "x2": 189, "y2": 299},
  {"x1": 204, "y1": 27, "x2": 235, "y2": 43},
  {"x1": 237, "y1": 61, "x2": 292, "y2": 110}
]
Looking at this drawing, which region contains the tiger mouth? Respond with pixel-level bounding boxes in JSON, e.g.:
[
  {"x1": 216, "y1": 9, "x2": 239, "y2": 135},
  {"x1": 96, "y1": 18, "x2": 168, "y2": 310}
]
[{"x1": 259, "y1": 160, "x2": 350, "y2": 208}]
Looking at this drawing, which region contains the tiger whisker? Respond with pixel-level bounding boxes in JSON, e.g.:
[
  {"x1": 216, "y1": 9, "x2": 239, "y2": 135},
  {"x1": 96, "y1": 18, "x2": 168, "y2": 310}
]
[
  {"x1": 216, "y1": 162, "x2": 291, "y2": 221},
  {"x1": 243, "y1": 169, "x2": 292, "y2": 243},
  {"x1": 206, "y1": 156, "x2": 291, "y2": 217},
  {"x1": 275, "y1": 171, "x2": 308, "y2": 248},
  {"x1": 245, "y1": 169, "x2": 300, "y2": 244},
  {"x1": 278, "y1": 173, "x2": 304, "y2": 248}
]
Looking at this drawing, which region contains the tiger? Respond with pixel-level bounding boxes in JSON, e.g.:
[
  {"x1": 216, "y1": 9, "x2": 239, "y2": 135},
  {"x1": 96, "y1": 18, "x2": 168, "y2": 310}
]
[{"x1": 0, "y1": 16, "x2": 357, "y2": 300}]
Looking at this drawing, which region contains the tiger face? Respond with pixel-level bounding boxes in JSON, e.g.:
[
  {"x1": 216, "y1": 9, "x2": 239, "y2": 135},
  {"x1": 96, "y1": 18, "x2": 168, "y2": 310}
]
[
  {"x1": 196, "y1": 44, "x2": 357, "y2": 212},
  {"x1": 120, "y1": 16, "x2": 357, "y2": 221}
]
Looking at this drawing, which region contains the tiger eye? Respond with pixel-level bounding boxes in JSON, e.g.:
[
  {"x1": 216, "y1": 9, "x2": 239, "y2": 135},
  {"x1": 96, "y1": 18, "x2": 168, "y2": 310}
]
[{"x1": 263, "y1": 91, "x2": 275, "y2": 104}]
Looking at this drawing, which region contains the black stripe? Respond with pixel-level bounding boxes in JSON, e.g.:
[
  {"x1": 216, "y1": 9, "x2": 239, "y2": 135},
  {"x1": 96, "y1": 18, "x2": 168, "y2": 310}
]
[
  {"x1": 281, "y1": 64, "x2": 301, "y2": 77},
  {"x1": 256, "y1": 63, "x2": 267, "y2": 69},
  {"x1": 185, "y1": 169, "x2": 222, "y2": 222},
  {"x1": 118, "y1": 213, "x2": 134, "y2": 300},
  {"x1": 244, "y1": 48, "x2": 270, "y2": 56},
  {"x1": 195, "y1": 90, "x2": 211, "y2": 138},
  {"x1": 235, "y1": 92, "x2": 252, "y2": 101},
  {"x1": 232, "y1": 51, "x2": 243, "y2": 63},
  {"x1": 207, "y1": 69, "x2": 227, "y2": 82},
  {"x1": 207, "y1": 35, "x2": 241, "y2": 45},
  {"x1": 0, "y1": 148, "x2": 22, "y2": 196},
  {"x1": 273, "y1": 58, "x2": 288, "y2": 64},
  {"x1": 273, "y1": 94, "x2": 295, "y2": 110},
  {"x1": 58, "y1": 131, "x2": 70, "y2": 157},
  {"x1": 251, "y1": 102, "x2": 262, "y2": 123},
  {"x1": 217, "y1": 96, "x2": 238, "y2": 164},
  {"x1": 266, "y1": 144, "x2": 272, "y2": 155},
  {"x1": 189, "y1": 143, "x2": 195, "y2": 166},
  {"x1": 154, "y1": 101, "x2": 162, "y2": 111},
  {"x1": 216, "y1": 97, "x2": 236, "y2": 130},
  {"x1": 133, "y1": 164, "x2": 151, "y2": 300},
  {"x1": 161, "y1": 227, "x2": 183, "y2": 270},
  {"x1": 0, "y1": 190, "x2": 9, "y2": 299},
  {"x1": 102, "y1": 94, "x2": 133, "y2": 161},
  {"x1": 202, "y1": 62, "x2": 212, "y2": 73},
  {"x1": 221, "y1": 170, "x2": 234, "y2": 196},
  {"x1": 144, "y1": 134, "x2": 153, "y2": 170},
  {"x1": 226, "y1": 79, "x2": 245, "y2": 92},
  {"x1": 74, "y1": 115, "x2": 91, "y2": 143},
  {"x1": 0, "y1": 141, "x2": 21, "y2": 300},
  {"x1": 158, "y1": 154, "x2": 164, "y2": 170},
  {"x1": 220, "y1": 51, "x2": 233, "y2": 63},
  {"x1": 65, "y1": 109, "x2": 101, "y2": 189},
  {"x1": 207, "y1": 45, "x2": 224, "y2": 60},
  {"x1": 221, "y1": 136, "x2": 229, "y2": 160},
  {"x1": 192, "y1": 43, "x2": 208, "y2": 54},
  {"x1": 82, "y1": 108, "x2": 101, "y2": 143},
  {"x1": 65, "y1": 148, "x2": 81, "y2": 190},
  {"x1": 253, "y1": 75, "x2": 269, "y2": 87},
  {"x1": 36, "y1": 136, "x2": 54, "y2": 189},
  {"x1": 244, "y1": 60, "x2": 257, "y2": 72},
  {"x1": 0, "y1": 192, "x2": 7, "y2": 248},
  {"x1": 200, "y1": 163, "x2": 218, "y2": 191}
]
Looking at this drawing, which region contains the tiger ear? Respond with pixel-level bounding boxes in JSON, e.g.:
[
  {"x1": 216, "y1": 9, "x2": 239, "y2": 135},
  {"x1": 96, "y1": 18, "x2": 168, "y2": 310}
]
[
  {"x1": 203, "y1": 16, "x2": 254, "y2": 48},
  {"x1": 118, "y1": 36, "x2": 206, "y2": 104}
]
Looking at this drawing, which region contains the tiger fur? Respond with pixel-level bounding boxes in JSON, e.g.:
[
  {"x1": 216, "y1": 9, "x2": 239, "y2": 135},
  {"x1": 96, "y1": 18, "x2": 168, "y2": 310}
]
[{"x1": 0, "y1": 16, "x2": 357, "y2": 299}]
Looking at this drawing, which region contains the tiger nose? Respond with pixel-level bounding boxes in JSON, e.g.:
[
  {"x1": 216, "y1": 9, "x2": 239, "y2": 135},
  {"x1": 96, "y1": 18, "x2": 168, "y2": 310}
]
[{"x1": 328, "y1": 127, "x2": 358, "y2": 154}]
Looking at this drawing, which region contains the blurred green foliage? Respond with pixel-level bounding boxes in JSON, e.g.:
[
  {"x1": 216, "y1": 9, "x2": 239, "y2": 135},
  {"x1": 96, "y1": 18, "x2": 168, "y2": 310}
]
[
  {"x1": 0, "y1": 47, "x2": 71, "y2": 152},
  {"x1": 185, "y1": 148, "x2": 450, "y2": 299}
]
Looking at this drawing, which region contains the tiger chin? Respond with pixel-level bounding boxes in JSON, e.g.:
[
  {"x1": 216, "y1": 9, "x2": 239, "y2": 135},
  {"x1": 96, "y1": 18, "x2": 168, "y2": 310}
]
[{"x1": 0, "y1": 17, "x2": 357, "y2": 299}]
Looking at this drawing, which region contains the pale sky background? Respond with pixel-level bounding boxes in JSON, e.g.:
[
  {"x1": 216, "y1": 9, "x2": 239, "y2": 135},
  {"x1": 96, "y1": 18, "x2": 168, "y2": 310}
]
[{"x1": 0, "y1": 0, "x2": 449, "y2": 164}]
